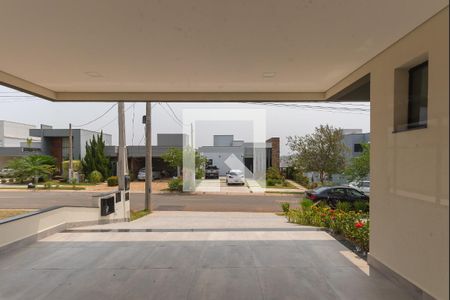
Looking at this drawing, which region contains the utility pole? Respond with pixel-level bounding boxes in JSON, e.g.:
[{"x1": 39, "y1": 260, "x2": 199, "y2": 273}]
[
  {"x1": 144, "y1": 102, "x2": 152, "y2": 211},
  {"x1": 68, "y1": 123, "x2": 73, "y2": 181},
  {"x1": 118, "y1": 102, "x2": 126, "y2": 190}
]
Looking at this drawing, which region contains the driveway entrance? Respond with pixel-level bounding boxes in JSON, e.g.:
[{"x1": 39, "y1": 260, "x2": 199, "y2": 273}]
[
  {"x1": 195, "y1": 177, "x2": 251, "y2": 194},
  {"x1": 0, "y1": 212, "x2": 414, "y2": 299}
]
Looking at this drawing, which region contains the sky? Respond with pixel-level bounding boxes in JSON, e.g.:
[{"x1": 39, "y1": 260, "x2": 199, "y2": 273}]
[{"x1": 0, "y1": 85, "x2": 370, "y2": 155}]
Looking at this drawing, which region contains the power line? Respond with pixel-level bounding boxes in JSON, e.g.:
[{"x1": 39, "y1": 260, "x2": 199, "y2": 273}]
[
  {"x1": 159, "y1": 103, "x2": 186, "y2": 127},
  {"x1": 96, "y1": 102, "x2": 155, "y2": 133},
  {"x1": 73, "y1": 103, "x2": 117, "y2": 127},
  {"x1": 265, "y1": 102, "x2": 369, "y2": 111},
  {"x1": 0, "y1": 99, "x2": 39, "y2": 104},
  {"x1": 0, "y1": 95, "x2": 35, "y2": 97},
  {"x1": 165, "y1": 103, "x2": 189, "y2": 125},
  {"x1": 138, "y1": 133, "x2": 145, "y2": 145},
  {"x1": 95, "y1": 104, "x2": 132, "y2": 131},
  {"x1": 162, "y1": 103, "x2": 191, "y2": 126},
  {"x1": 245, "y1": 102, "x2": 370, "y2": 114}
]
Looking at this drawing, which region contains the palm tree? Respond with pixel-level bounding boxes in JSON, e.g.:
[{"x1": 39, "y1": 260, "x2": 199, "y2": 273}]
[{"x1": 8, "y1": 155, "x2": 56, "y2": 184}]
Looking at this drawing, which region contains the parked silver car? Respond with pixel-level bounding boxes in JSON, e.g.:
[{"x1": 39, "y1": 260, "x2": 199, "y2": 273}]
[
  {"x1": 349, "y1": 180, "x2": 370, "y2": 195},
  {"x1": 137, "y1": 168, "x2": 161, "y2": 181},
  {"x1": 0, "y1": 168, "x2": 14, "y2": 178},
  {"x1": 226, "y1": 169, "x2": 245, "y2": 185}
]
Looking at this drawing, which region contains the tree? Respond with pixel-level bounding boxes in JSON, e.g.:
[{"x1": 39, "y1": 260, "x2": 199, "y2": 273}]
[
  {"x1": 287, "y1": 125, "x2": 348, "y2": 183},
  {"x1": 161, "y1": 147, "x2": 208, "y2": 178},
  {"x1": 26, "y1": 138, "x2": 33, "y2": 148},
  {"x1": 194, "y1": 151, "x2": 208, "y2": 179},
  {"x1": 81, "y1": 132, "x2": 111, "y2": 179},
  {"x1": 7, "y1": 155, "x2": 56, "y2": 184},
  {"x1": 161, "y1": 148, "x2": 183, "y2": 177},
  {"x1": 345, "y1": 143, "x2": 370, "y2": 181}
]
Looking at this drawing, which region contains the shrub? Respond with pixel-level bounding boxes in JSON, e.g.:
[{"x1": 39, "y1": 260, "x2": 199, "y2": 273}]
[
  {"x1": 266, "y1": 167, "x2": 283, "y2": 181},
  {"x1": 336, "y1": 201, "x2": 352, "y2": 212},
  {"x1": 293, "y1": 172, "x2": 310, "y2": 187},
  {"x1": 266, "y1": 179, "x2": 275, "y2": 186},
  {"x1": 107, "y1": 176, "x2": 119, "y2": 187},
  {"x1": 7, "y1": 155, "x2": 56, "y2": 183},
  {"x1": 168, "y1": 177, "x2": 183, "y2": 192},
  {"x1": 43, "y1": 182, "x2": 52, "y2": 189},
  {"x1": 266, "y1": 178, "x2": 284, "y2": 186},
  {"x1": 354, "y1": 200, "x2": 369, "y2": 212},
  {"x1": 62, "y1": 160, "x2": 82, "y2": 178},
  {"x1": 281, "y1": 202, "x2": 290, "y2": 214},
  {"x1": 195, "y1": 168, "x2": 204, "y2": 180},
  {"x1": 1, "y1": 179, "x2": 6, "y2": 184},
  {"x1": 89, "y1": 170, "x2": 103, "y2": 184},
  {"x1": 70, "y1": 178, "x2": 78, "y2": 186},
  {"x1": 301, "y1": 198, "x2": 314, "y2": 210},
  {"x1": 286, "y1": 205, "x2": 370, "y2": 252},
  {"x1": 8, "y1": 178, "x2": 14, "y2": 183},
  {"x1": 308, "y1": 182, "x2": 319, "y2": 189}
]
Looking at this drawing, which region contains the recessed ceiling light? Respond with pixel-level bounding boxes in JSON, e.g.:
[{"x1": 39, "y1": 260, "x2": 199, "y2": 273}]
[
  {"x1": 85, "y1": 71, "x2": 103, "y2": 78},
  {"x1": 262, "y1": 72, "x2": 276, "y2": 78}
]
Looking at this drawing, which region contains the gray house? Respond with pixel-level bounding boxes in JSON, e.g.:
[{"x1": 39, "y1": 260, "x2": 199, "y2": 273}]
[
  {"x1": 105, "y1": 134, "x2": 187, "y2": 178},
  {"x1": 341, "y1": 129, "x2": 370, "y2": 160},
  {"x1": 198, "y1": 135, "x2": 280, "y2": 176},
  {"x1": 28, "y1": 126, "x2": 112, "y2": 172}
]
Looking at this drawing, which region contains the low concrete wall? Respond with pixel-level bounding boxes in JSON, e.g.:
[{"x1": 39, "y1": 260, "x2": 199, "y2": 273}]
[
  {"x1": 0, "y1": 190, "x2": 131, "y2": 252},
  {"x1": 0, "y1": 206, "x2": 98, "y2": 251}
]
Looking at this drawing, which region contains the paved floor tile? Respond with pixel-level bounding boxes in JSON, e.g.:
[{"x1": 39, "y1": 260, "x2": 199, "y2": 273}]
[{"x1": 0, "y1": 211, "x2": 415, "y2": 299}]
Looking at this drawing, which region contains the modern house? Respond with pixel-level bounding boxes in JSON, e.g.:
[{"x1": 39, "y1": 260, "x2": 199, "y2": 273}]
[
  {"x1": 105, "y1": 133, "x2": 187, "y2": 178},
  {"x1": 28, "y1": 126, "x2": 112, "y2": 171},
  {"x1": 198, "y1": 135, "x2": 280, "y2": 176},
  {"x1": 0, "y1": 120, "x2": 39, "y2": 147},
  {"x1": 104, "y1": 133, "x2": 280, "y2": 179},
  {"x1": 0, "y1": 125, "x2": 112, "y2": 172},
  {"x1": 342, "y1": 129, "x2": 370, "y2": 160},
  {"x1": 0, "y1": 120, "x2": 41, "y2": 168}
]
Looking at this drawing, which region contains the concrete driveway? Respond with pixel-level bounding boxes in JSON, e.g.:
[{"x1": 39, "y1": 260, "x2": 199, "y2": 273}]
[
  {"x1": 0, "y1": 212, "x2": 414, "y2": 299},
  {"x1": 195, "y1": 178, "x2": 251, "y2": 194}
]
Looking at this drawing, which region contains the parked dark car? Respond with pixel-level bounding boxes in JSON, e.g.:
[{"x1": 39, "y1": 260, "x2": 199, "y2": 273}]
[
  {"x1": 305, "y1": 186, "x2": 369, "y2": 208},
  {"x1": 205, "y1": 165, "x2": 219, "y2": 179}
]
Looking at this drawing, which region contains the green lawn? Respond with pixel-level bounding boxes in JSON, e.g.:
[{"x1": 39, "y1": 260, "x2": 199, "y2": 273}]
[
  {"x1": 37, "y1": 186, "x2": 86, "y2": 191},
  {"x1": 47, "y1": 180, "x2": 98, "y2": 186},
  {"x1": 266, "y1": 181, "x2": 297, "y2": 189},
  {"x1": 130, "y1": 209, "x2": 151, "y2": 221}
]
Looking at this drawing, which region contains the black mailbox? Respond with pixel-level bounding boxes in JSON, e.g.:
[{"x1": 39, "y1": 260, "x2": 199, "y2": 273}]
[
  {"x1": 115, "y1": 192, "x2": 121, "y2": 203},
  {"x1": 125, "y1": 191, "x2": 130, "y2": 201},
  {"x1": 100, "y1": 196, "x2": 115, "y2": 216},
  {"x1": 124, "y1": 175, "x2": 130, "y2": 190}
]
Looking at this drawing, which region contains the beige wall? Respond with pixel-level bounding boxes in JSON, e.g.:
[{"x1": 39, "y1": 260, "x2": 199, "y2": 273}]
[{"x1": 333, "y1": 8, "x2": 449, "y2": 299}]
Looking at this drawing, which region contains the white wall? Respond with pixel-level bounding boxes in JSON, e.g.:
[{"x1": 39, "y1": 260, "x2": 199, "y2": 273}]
[{"x1": 0, "y1": 120, "x2": 37, "y2": 147}]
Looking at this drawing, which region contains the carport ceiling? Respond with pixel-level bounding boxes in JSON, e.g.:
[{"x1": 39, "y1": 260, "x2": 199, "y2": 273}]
[{"x1": 0, "y1": 0, "x2": 447, "y2": 101}]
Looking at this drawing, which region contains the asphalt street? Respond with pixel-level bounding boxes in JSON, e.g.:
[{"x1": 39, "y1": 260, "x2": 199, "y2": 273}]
[{"x1": 0, "y1": 191, "x2": 301, "y2": 212}]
